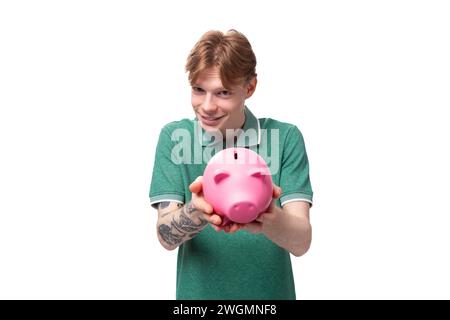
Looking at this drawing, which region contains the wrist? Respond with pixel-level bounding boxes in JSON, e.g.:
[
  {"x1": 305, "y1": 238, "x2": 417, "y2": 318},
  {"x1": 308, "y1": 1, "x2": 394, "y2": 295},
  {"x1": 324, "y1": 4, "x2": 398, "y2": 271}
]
[{"x1": 185, "y1": 201, "x2": 208, "y2": 224}]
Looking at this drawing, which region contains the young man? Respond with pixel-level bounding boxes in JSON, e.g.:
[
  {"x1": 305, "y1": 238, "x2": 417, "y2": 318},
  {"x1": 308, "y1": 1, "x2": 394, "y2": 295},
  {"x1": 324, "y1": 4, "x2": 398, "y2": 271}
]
[{"x1": 149, "y1": 29, "x2": 313, "y2": 299}]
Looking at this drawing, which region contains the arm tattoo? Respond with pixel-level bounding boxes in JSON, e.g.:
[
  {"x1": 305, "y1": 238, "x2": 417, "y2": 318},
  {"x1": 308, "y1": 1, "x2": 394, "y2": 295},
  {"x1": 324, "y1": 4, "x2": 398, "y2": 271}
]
[
  {"x1": 158, "y1": 201, "x2": 171, "y2": 209},
  {"x1": 171, "y1": 211, "x2": 207, "y2": 233},
  {"x1": 183, "y1": 202, "x2": 198, "y2": 215},
  {"x1": 159, "y1": 202, "x2": 184, "y2": 218},
  {"x1": 188, "y1": 232, "x2": 200, "y2": 239},
  {"x1": 158, "y1": 224, "x2": 184, "y2": 246},
  {"x1": 158, "y1": 202, "x2": 208, "y2": 247}
]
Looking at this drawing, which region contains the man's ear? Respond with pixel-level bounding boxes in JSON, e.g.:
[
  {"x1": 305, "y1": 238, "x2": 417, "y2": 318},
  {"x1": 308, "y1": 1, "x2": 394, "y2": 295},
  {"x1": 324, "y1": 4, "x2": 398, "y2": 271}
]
[{"x1": 245, "y1": 76, "x2": 257, "y2": 98}]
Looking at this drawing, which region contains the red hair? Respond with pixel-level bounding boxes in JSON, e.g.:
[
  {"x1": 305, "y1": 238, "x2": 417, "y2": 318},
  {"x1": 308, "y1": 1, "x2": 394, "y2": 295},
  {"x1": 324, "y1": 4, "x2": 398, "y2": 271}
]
[{"x1": 185, "y1": 29, "x2": 257, "y2": 89}]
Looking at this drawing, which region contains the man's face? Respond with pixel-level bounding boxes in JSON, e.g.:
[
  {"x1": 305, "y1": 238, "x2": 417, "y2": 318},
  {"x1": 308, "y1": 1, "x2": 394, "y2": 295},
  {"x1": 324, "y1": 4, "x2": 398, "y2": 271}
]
[{"x1": 191, "y1": 67, "x2": 256, "y2": 133}]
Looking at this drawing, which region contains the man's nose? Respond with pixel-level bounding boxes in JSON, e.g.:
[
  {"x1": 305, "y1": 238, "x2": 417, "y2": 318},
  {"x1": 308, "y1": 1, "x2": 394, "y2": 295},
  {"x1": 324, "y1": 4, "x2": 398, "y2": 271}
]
[{"x1": 201, "y1": 94, "x2": 218, "y2": 114}]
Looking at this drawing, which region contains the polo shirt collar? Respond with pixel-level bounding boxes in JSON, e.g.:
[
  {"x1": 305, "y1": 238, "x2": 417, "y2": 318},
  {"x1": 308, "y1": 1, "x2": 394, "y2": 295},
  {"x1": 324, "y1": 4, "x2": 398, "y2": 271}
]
[{"x1": 195, "y1": 105, "x2": 261, "y2": 147}]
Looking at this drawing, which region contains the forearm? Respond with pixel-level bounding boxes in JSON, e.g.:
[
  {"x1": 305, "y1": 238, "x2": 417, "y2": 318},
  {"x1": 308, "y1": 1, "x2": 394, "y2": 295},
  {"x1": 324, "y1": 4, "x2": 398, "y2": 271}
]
[
  {"x1": 264, "y1": 209, "x2": 312, "y2": 257},
  {"x1": 156, "y1": 202, "x2": 208, "y2": 250}
]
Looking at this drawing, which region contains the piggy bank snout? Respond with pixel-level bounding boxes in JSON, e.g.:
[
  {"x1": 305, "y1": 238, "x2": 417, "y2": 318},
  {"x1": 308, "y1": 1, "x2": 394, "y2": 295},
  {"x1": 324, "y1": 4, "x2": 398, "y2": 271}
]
[
  {"x1": 203, "y1": 147, "x2": 273, "y2": 226},
  {"x1": 228, "y1": 201, "x2": 258, "y2": 224}
]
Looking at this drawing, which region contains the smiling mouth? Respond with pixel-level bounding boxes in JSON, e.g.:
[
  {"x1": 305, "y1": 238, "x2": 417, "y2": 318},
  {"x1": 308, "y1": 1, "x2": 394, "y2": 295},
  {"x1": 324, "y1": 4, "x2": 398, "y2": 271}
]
[{"x1": 199, "y1": 114, "x2": 226, "y2": 121}]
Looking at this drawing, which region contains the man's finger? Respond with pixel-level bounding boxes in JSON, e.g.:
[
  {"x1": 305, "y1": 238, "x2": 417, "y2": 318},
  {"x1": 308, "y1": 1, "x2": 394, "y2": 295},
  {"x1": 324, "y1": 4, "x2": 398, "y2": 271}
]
[
  {"x1": 272, "y1": 185, "x2": 282, "y2": 199},
  {"x1": 189, "y1": 176, "x2": 203, "y2": 193},
  {"x1": 202, "y1": 213, "x2": 222, "y2": 226},
  {"x1": 192, "y1": 197, "x2": 213, "y2": 214},
  {"x1": 211, "y1": 224, "x2": 222, "y2": 232},
  {"x1": 228, "y1": 223, "x2": 243, "y2": 233}
]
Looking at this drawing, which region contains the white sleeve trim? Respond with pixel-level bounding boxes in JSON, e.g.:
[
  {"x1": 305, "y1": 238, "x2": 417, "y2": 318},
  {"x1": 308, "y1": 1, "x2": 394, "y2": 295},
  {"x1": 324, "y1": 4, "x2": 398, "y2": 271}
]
[
  {"x1": 150, "y1": 199, "x2": 184, "y2": 206},
  {"x1": 281, "y1": 198, "x2": 313, "y2": 207}
]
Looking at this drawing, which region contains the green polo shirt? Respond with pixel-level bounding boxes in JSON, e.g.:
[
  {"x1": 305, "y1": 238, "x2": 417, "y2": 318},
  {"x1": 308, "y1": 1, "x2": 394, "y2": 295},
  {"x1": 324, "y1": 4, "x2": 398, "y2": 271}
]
[{"x1": 149, "y1": 106, "x2": 313, "y2": 300}]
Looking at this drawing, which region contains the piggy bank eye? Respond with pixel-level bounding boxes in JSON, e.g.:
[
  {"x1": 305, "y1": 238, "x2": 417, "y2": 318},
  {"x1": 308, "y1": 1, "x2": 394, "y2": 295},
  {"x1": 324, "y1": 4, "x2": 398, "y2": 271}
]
[{"x1": 213, "y1": 169, "x2": 231, "y2": 184}]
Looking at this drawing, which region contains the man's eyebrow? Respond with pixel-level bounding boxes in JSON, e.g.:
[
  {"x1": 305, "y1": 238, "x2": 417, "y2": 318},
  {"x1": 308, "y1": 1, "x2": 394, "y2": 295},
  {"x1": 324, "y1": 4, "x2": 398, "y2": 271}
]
[{"x1": 192, "y1": 84, "x2": 229, "y2": 91}]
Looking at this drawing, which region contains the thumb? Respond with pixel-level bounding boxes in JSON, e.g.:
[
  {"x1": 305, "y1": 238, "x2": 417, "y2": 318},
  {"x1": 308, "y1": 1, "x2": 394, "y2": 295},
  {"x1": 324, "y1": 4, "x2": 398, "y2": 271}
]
[
  {"x1": 189, "y1": 176, "x2": 203, "y2": 194},
  {"x1": 272, "y1": 185, "x2": 282, "y2": 199}
]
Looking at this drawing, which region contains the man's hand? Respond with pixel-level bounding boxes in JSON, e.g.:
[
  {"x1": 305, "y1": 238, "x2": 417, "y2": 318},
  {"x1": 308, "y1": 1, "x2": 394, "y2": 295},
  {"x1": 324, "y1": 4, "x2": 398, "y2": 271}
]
[
  {"x1": 189, "y1": 176, "x2": 223, "y2": 229},
  {"x1": 213, "y1": 184, "x2": 283, "y2": 234},
  {"x1": 239, "y1": 185, "x2": 283, "y2": 234},
  {"x1": 243, "y1": 187, "x2": 312, "y2": 257},
  {"x1": 190, "y1": 178, "x2": 312, "y2": 256}
]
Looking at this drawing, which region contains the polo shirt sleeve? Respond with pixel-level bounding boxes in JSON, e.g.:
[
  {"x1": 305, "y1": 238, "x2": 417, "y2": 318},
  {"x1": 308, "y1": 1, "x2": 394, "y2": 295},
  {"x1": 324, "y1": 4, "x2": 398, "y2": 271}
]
[
  {"x1": 279, "y1": 125, "x2": 314, "y2": 207},
  {"x1": 149, "y1": 126, "x2": 185, "y2": 209}
]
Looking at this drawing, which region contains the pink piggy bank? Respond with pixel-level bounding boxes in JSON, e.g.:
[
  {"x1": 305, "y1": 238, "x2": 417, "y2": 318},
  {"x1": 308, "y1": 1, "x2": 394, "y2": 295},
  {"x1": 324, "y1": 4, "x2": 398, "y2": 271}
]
[{"x1": 202, "y1": 147, "x2": 273, "y2": 227}]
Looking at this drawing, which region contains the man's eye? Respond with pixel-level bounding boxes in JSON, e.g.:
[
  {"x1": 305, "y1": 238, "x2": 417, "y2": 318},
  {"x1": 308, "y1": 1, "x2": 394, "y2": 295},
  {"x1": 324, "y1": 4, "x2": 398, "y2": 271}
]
[
  {"x1": 192, "y1": 87, "x2": 204, "y2": 93},
  {"x1": 218, "y1": 91, "x2": 231, "y2": 96}
]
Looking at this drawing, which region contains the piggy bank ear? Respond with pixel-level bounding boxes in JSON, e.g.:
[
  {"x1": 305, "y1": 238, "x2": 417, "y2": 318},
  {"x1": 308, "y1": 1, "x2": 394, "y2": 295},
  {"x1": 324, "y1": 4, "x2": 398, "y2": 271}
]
[
  {"x1": 213, "y1": 169, "x2": 230, "y2": 184},
  {"x1": 249, "y1": 169, "x2": 263, "y2": 178},
  {"x1": 249, "y1": 168, "x2": 270, "y2": 178}
]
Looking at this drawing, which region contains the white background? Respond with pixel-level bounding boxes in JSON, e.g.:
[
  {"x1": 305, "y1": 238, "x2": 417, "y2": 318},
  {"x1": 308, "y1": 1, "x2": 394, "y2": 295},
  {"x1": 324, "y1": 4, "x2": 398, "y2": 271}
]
[{"x1": 1, "y1": 0, "x2": 449, "y2": 299}]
